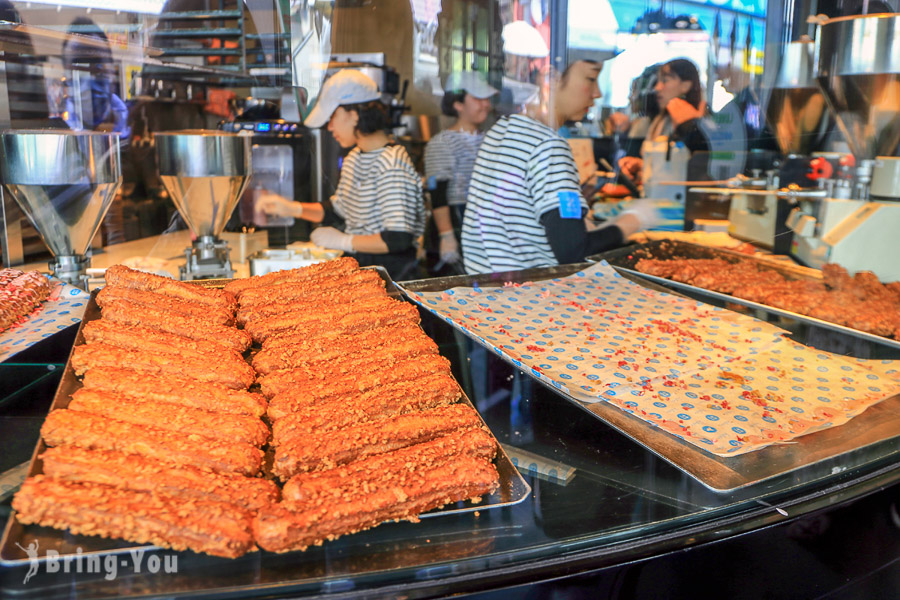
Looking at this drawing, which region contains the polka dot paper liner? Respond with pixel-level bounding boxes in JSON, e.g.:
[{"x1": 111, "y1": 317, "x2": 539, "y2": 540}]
[
  {"x1": 0, "y1": 280, "x2": 89, "y2": 363},
  {"x1": 401, "y1": 262, "x2": 900, "y2": 457}
]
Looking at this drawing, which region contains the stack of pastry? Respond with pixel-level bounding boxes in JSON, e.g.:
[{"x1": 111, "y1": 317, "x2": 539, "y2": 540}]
[
  {"x1": 0, "y1": 268, "x2": 53, "y2": 333},
  {"x1": 13, "y1": 266, "x2": 272, "y2": 558},
  {"x1": 226, "y1": 257, "x2": 500, "y2": 553},
  {"x1": 13, "y1": 259, "x2": 501, "y2": 558},
  {"x1": 634, "y1": 258, "x2": 900, "y2": 340}
]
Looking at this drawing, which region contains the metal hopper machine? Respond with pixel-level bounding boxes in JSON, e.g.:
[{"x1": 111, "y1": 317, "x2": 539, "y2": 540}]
[
  {"x1": 727, "y1": 39, "x2": 832, "y2": 250},
  {"x1": 786, "y1": 13, "x2": 900, "y2": 280},
  {"x1": 155, "y1": 130, "x2": 252, "y2": 280},
  {"x1": 0, "y1": 130, "x2": 121, "y2": 289}
]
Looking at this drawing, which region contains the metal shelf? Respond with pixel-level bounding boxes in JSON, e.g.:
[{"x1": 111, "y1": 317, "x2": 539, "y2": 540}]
[
  {"x1": 153, "y1": 28, "x2": 243, "y2": 38},
  {"x1": 157, "y1": 10, "x2": 242, "y2": 20},
  {"x1": 159, "y1": 48, "x2": 243, "y2": 57}
]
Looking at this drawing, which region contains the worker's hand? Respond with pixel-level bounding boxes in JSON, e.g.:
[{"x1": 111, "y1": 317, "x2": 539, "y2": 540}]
[
  {"x1": 665, "y1": 97, "x2": 705, "y2": 126},
  {"x1": 615, "y1": 199, "x2": 660, "y2": 237},
  {"x1": 618, "y1": 156, "x2": 643, "y2": 184},
  {"x1": 310, "y1": 226, "x2": 354, "y2": 253},
  {"x1": 257, "y1": 193, "x2": 299, "y2": 218},
  {"x1": 438, "y1": 230, "x2": 461, "y2": 264}
]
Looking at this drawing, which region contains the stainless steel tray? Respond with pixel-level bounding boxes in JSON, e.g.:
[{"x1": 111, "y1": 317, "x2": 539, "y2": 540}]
[
  {"x1": 587, "y1": 240, "x2": 900, "y2": 352},
  {"x1": 399, "y1": 264, "x2": 900, "y2": 493},
  {"x1": 0, "y1": 268, "x2": 530, "y2": 566}
]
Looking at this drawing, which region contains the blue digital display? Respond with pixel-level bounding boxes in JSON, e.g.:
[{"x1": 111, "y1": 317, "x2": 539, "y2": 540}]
[{"x1": 256, "y1": 122, "x2": 272, "y2": 132}]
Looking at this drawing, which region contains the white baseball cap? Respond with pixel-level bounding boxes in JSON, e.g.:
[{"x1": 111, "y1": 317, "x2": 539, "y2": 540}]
[
  {"x1": 304, "y1": 69, "x2": 382, "y2": 128},
  {"x1": 444, "y1": 71, "x2": 498, "y2": 99}
]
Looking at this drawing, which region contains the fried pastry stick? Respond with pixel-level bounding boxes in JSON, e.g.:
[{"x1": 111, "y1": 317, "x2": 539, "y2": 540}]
[
  {"x1": 69, "y1": 388, "x2": 269, "y2": 447},
  {"x1": 281, "y1": 428, "x2": 497, "y2": 504},
  {"x1": 236, "y1": 265, "x2": 380, "y2": 307},
  {"x1": 236, "y1": 281, "x2": 387, "y2": 326},
  {"x1": 72, "y1": 342, "x2": 255, "y2": 390},
  {"x1": 41, "y1": 446, "x2": 279, "y2": 512},
  {"x1": 244, "y1": 296, "x2": 418, "y2": 344},
  {"x1": 83, "y1": 319, "x2": 243, "y2": 363},
  {"x1": 100, "y1": 299, "x2": 251, "y2": 353},
  {"x1": 255, "y1": 456, "x2": 499, "y2": 553},
  {"x1": 224, "y1": 256, "x2": 359, "y2": 298},
  {"x1": 96, "y1": 286, "x2": 235, "y2": 326},
  {"x1": 41, "y1": 409, "x2": 264, "y2": 476},
  {"x1": 272, "y1": 403, "x2": 484, "y2": 479},
  {"x1": 271, "y1": 373, "x2": 461, "y2": 442},
  {"x1": 252, "y1": 322, "x2": 434, "y2": 375},
  {"x1": 258, "y1": 339, "x2": 440, "y2": 400},
  {"x1": 13, "y1": 475, "x2": 255, "y2": 559},
  {"x1": 261, "y1": 320, "x2": 421, "y2": 351},
  {"x1": 104, "y1": 264, "x2": 236, "y2": 311},
  {"x1": 266, "y1": 353, "x2": 452, "y2": 419},
  {"x1": 81, "y1": 367, "x2": 267, "y2": 417}
]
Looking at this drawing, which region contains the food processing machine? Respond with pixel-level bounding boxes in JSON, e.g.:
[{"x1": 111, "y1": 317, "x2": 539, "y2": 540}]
[
  {"x1": 725, "y1": 39, "x2": 830, "y2": 252},
  {"x1": 155, "y1": 131, "x2": 252, "y2": 280},
  {"x1": 785, "y1": 13, "x2": 900, "y2": 281},
  {"x1": 697, "y1": 13, "x2": 900, "y2": 281},
  {"x1": 0, "y1": 131, "x2": 121, "y2": 289}
]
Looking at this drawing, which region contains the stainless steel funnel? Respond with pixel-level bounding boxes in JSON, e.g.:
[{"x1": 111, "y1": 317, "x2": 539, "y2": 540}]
[
  {"x1": 155, "y1": 130, "x2": 251, "y2": 239},
  {"x1": 766, "y1": 40, "x2": 830, "y2": 156},
  {"x1": 0, "y1": 130, "x2": 121, "y2": 286},
  {"x1": 816, "y1": 14, "x2": 900, "y2": 160}
]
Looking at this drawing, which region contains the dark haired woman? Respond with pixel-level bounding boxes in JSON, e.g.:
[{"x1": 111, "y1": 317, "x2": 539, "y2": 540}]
[
  {"x1": 618, "y1": 58, "x2": 709, "y2": 204},
  {"x1": 260, "y1": 69, "x2": 424, "y2": 279},
  {"x1": 423, "y1": 71, "x2": 497, "y2": 271}
]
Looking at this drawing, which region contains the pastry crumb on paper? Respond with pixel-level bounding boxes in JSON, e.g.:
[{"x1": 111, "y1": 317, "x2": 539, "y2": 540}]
[{"x1": 402, "y1": 263, "x2": 900, "y2": 457}]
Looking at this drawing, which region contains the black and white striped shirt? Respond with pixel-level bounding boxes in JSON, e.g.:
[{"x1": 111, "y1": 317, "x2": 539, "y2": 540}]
[
  {"x1": 461, "y1": 114, "x2": 588, "y2": 274},
  {"x1": 424, "y1": 129, "x2": 484, "y2": 206},
  {"x1": 332, "y1": 144, "x2": 425, "y2": 238}
]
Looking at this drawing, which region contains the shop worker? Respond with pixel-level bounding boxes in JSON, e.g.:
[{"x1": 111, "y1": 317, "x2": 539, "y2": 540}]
[
  {"x1": 259, "y1": 69, "x2": 424, "y2": 280},
  {"x1": 424, "y1": 71, "x2": 498, "y2": 272},
  {"x1": 460, "y1": 59, "x2": 657, "y2": 275},
  {"x1": 618, "y1": 58, "x2": 710, "y2": 203}
]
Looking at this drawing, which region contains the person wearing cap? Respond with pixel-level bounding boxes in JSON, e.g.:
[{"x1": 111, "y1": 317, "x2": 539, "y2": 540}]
[
  {"x1": 460, "y1": 59, "x2": 658, "y2": 274},
  {"x1": 424, "y1": 71, "x2": 497, "y2": 273},
  {"x1": 259, "y1": 69, "x2": 424, "y2": 280}
]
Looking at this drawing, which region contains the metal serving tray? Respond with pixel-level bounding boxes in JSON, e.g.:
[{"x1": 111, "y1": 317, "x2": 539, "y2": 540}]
[
  {"x1": 0, "y1": 268, "x2": 530, "y2": 566},
  {"x1": 587, "y1": 240, "x2": 900, "y2": 353},
  {"x1": 399, "y1": 264, "x2": 900, "y2": 493}
]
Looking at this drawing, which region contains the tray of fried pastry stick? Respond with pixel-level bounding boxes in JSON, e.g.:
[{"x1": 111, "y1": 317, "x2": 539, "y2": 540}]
[
  {"x1": 589, "y1": 240, "x2": 900, "y2": 351},
  {"x1": 1, "y1": 258, "x2": 529, "y2": 565}
]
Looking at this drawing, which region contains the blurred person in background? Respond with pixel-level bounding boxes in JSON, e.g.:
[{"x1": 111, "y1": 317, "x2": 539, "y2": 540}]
[
  {"x1": 424, "y1": 71, "x2": 498, "y2": 275},
  {"x1": 61, "y1": 17, "x2": 130, "y2": 139},
  {"x1": 618, "y1": 58, "x2": 709, "y2": 204}
]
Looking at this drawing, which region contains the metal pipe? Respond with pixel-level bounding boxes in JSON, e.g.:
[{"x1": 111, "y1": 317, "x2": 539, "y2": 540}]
[{"x1": 689, "y1": 187, "x2": 828, "y2": 199}]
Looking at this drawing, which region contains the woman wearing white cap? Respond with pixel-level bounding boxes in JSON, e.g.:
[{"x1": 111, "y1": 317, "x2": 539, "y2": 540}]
[
  {"x1": 461, "y1": 60, "x2": 659, "y2": 274},
  {"x1": 424, "y1": 71, "x2": 498, "y2": 273},
  {"x1": 259, "y1": 69, "x2": 424, "y2": 280}
]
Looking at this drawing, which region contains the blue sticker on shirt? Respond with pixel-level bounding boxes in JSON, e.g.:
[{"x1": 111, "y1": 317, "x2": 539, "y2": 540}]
[
  {"x1": 426, "y1": 175, "x2": 437, "y2": 190},
  {"x1": 557, "y1": 191, "x2": 581, "y2": 219}
]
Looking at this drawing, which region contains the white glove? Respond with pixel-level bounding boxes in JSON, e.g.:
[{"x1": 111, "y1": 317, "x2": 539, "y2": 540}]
[
  {"x1": 438, "y1": 230, "x2": 461, "y2": 264},
  {"x1": 311, "y1": 226, "x2": 354, "y2": 253},
  {"x1": 257, "y1": 193, "x2": 299, "y2": 218},
  {"x1": 616, "y1": 199, "x2": 660, "y2": 237}
]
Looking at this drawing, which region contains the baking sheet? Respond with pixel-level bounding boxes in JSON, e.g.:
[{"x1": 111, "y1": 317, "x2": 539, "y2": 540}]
[
  {"x1": 0, "y1": 268, "x2": 529, "y2": 566},
  {"x1": 0, "y1": 280, "x2": 89, "y2": 363},
  {"x1": 587, "y1": 240, "x2": 900, "y2": 351},
  {"x1": 399, "y1": 263, "x2": 900, "y2": 492}
]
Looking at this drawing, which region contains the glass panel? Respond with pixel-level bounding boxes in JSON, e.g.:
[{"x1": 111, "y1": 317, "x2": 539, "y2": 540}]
[{"x1": 2, "y1": 2, "x2": 899, "y2": 595}]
